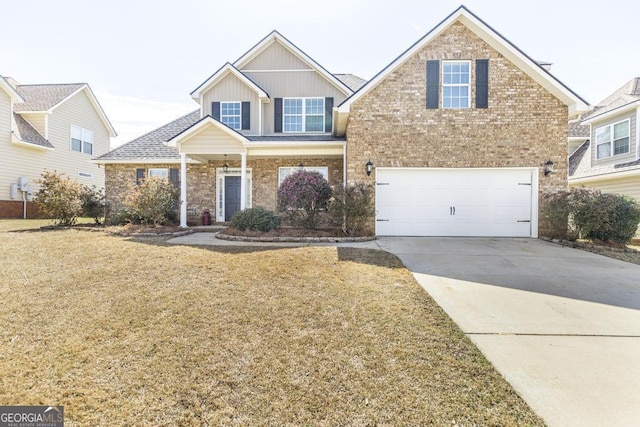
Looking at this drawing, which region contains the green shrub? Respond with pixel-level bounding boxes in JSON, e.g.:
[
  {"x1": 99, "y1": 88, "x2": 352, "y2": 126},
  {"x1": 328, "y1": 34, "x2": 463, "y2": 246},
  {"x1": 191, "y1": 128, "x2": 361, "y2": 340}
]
[
  {"x1": 231, "y1": 207, "x2": 280, "y2": 232},
  {"x1": 35, "y1": 171, "x2": 84, "y2": 226},
  {"x1": 331, "y1": 183, "x2": 375, "y2": 235},
  {"x1": 277, "y1": 170, "x2": 332, "y2": 229},
  {"x1": 541, "y1": 187, "x2": 640, "y2": 244},
  {"x1": 80, "y1": 185, "x2": 106, "y2": 224},
  {"x1": 123, "y1": 177, "x2": 180, "y2": 225}
]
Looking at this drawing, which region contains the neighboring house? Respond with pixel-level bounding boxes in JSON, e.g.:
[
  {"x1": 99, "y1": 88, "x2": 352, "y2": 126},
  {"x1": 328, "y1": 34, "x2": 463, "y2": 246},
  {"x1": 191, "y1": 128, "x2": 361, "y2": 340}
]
[
  {"x1": 0, "y1": 76, "x2": 116, "y2": 218},
  {"x1": 569, "y1": 77, "x2": 640, "y2": 236},
  {"x1": 96, "y1": 6, "x2": 588, "y2": 237}
]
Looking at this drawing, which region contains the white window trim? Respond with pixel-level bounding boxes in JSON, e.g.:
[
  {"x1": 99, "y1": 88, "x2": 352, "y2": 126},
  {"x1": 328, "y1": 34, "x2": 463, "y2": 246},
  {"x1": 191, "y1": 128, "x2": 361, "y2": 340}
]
[
  {"x1": 70, "y1": 125, "x2": 94, "y2": 155},
  {"x1": 216, "y1": 168, "x2": 252, "y2": 222},
  {"x1": 442, "y1": 60, "x2": 471, "y2": 109},
  {"x1": 148, "y1": 168, "x2": 170, "y2": 179},
  {"x1": 278, "y1": 166, "x2": 329, "y2": 186},
  {"x1": 283, "y1": 97, "x2": 325, "y2": 133},
  {"x1": 220, "y1": 101, "x2": 242, "y2": 130},
  {"x1": 595, "y1": 118, "x2": 631, "y2": 160}
]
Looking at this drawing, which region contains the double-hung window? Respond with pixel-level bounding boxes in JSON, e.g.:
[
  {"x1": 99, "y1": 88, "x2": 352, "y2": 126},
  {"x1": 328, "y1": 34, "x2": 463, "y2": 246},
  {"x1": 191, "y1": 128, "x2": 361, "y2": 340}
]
[
  {"x1": 442, "y1": 61, "x2": 470, "y2": 109},
  {"x1": 220, "y1": 102, "x2": 241, "y2": 130},
  {"x1": 595, "y1": 119, "x2": 630, "y2": 159},
  {"x1": 71, "y1": 125, "x2": 94, "y2": 155},
  {"x1": 283, "y1": 97, "x2": 325, "y2": 132}
]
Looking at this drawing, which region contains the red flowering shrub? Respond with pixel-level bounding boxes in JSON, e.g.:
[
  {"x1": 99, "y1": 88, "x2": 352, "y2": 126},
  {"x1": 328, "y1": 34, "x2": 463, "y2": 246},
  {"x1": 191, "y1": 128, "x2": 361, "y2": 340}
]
[{"x1": 277, "y1": 170, "x2": 332, "y2": 229}]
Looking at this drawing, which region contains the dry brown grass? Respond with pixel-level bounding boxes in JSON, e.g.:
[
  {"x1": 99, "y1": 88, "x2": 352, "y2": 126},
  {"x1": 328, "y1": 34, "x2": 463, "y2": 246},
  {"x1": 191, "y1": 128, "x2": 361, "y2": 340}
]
[{"x1": 0, "y1": 220, "x2": 544, "y2": 426}]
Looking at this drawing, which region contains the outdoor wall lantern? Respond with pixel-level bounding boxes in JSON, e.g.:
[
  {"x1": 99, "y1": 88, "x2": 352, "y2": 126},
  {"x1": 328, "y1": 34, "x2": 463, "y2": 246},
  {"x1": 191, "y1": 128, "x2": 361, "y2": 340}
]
[
  {"x1": 544, "y1": 160, "x2": 554, "y2": 176},
  {"x1": 366, "y1": 160, "x2": 374, "y2": 176},
  {"x1": 223, "y1": 154, "x2": 229, "y2": 173}
]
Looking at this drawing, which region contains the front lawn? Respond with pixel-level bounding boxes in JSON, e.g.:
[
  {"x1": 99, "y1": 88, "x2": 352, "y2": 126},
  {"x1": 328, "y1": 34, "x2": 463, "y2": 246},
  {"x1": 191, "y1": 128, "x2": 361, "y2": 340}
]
[{"x1": 0, "y1": 221, "x2": 543, "y2": 426}]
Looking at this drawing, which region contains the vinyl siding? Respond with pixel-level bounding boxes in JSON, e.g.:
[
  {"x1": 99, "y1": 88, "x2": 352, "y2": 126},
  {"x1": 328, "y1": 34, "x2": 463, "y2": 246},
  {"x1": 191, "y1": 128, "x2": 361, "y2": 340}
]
[
  {"x1": 590, "y1": 111, "x2": 637, "y2": 167},
  {"x1": 0, "y1": 89, "x2": 110, "y2": 201},
  {"x1": 0, "y1": 89, "x2": 10, "y2": 144},
  {"x1": 201, "y1": 74, "x2": 259, "y2": 132},
  {"x1": 241, "y1": 41, "x2": 310, "y2": 71},
  {"x1": 181, "y1": 126, "x2": 245, "y2": 154},
  {"x1": 19, "y1": 113, "x2": 46, "y2": 137},
  {"x1": 243, "y1": 71, "x2": 348, "y2": 134}
]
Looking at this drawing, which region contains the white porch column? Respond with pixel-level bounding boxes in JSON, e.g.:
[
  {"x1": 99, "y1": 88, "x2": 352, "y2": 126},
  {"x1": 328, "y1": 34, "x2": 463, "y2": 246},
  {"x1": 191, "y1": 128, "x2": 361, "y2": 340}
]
[
  {"x1": 179, "y1": 153, "x2": 188, "y2": 228},
  {"x1": 240, "y1": 152, "x2": 247, "y2": 210}
]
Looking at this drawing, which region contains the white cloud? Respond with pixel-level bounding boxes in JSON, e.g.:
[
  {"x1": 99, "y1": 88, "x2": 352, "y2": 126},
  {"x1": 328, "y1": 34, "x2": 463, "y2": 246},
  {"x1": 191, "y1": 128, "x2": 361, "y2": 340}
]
[{"x1": 95, "y1": 91, "x2": 196, "y2": 150}]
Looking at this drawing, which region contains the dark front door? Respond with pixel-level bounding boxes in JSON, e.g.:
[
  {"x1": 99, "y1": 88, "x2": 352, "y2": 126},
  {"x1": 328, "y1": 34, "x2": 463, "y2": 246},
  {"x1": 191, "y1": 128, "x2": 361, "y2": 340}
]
[{"x1": 224, "y1": 176, "x2": 241, "y2": 221}]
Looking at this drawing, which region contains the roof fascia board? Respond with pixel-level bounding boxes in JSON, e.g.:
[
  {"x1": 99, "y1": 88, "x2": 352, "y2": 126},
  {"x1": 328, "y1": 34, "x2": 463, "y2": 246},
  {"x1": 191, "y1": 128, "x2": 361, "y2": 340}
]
[
  {"x1": 338, "y1": 6, "x2": 589, "y2": 115},
  {"x1": 167, "y1": 116, "x2": 250, "y2": 147},
  {"x1": 569, "y1": 167, "x2": 640, "y2": 183},
  {"x1": 91, "y1": 158, "x2": 201, "y2": 165},
  {"x1": 48, "y1": 85, "x2": 118, "y2": 137},
  {"x1": 233, "y1": 30, "x2": 352, "y2": 96},
  {"x1": 0, "y1": 76, "x2": 24, "y2": 102},
  {"x1": 581, "y1": 101, "x2": 640, "y2": 125},
  {"x1": 190, "y1": 63, "x2": 270, "y2": 101}
]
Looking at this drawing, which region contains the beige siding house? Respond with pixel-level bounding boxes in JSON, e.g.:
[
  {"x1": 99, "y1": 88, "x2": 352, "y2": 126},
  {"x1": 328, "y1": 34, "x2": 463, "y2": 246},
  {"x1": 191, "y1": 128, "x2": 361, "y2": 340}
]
[
  {"x1": 97, "y1": 6, "x2": 588, "y2": 236},
  {"x1": 569, "y1": 78, "x2": 640, "y2": 236},
  {"x1": 0, "y1": 76, "x2": 116, "y2": 218}
]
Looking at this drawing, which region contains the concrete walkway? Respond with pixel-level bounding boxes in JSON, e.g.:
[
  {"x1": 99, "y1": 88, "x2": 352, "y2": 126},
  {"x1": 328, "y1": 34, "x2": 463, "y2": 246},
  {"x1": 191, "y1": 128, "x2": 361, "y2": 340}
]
[{"x1": 168, "y1": 233, "x2": 640, "y2": 426}]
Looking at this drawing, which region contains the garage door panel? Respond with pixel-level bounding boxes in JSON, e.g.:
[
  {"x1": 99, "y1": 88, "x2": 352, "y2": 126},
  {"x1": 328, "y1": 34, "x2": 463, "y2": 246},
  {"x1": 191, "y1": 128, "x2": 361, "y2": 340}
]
[{"x1": 375, "y1": 168, "x2": 535, "y2": 237}]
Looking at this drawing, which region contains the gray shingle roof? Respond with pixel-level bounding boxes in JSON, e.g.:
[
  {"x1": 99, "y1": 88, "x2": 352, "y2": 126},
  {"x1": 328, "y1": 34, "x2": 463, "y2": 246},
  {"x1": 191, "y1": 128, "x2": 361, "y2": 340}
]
[
  {"x1": 249, "y1": 135, "x2": 346, "y2": 142},
  {"x1": 13, "y1": 83, "x2": 85, "y2": 111},
  {"x1": 95, "y1": 110, "x2": 200, "y2": 161},
  {"x1": 582, "y1": 77, "x2": 640, "y2": 121},
  {"x1": 568, "y1": 115, "x2": 590, "y2": 138},
  {"x1": 12, "y1": 113, "x2": 54, "y2": 149},
  {"x1": 334, "y1": 74, "x2": 367, "y2": 92}
]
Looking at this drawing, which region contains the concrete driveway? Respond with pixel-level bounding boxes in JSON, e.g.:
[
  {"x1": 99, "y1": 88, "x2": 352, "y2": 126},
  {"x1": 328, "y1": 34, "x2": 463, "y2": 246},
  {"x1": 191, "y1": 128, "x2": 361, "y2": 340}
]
[
  {"x1": 374, "y1": 237, "x2": 640, "y2": 427},
  {"x1": 169, "y1": 233, "x2": 640, "y2": 425}
]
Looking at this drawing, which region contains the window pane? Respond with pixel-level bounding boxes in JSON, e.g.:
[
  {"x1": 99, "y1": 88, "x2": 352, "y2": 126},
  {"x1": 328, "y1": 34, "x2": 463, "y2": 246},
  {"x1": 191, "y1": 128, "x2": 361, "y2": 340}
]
[
  {"x1": 284, "y1": 116, "x2": 302, "y2": 132},
  {"x1": 71, "y1": 138, "x2": 82, "y2": 152},
  {"x1": 614, "y1": 121, "x2": 629, "y2": 139},
  {"x1": 305, "y1": 116, "x2": 323, "y2": 132},
  {"x1": 305, "y1": 98, "x2": 324, "y2": 115},
  {"x1": 614, "y1": 137, "x2": 629, "y2": 155},
  {"x1": 595, "y1": 126, "x2": 611, "y2": 143},
  {"x1": 149, "y1": 169, "x2": 169, "y2": 178},
  {"x1": 597, "y1": 142, "x2": 611, "y2": 159},
  {"x1": 83, "y1": 141, "x2": 93, "y2": 155},
  {"x1": 71, "y1": 126, "x2": 82, "y2": 140},
  {"x1": 284, "y1": 99, "x2": 302, "y2": 114}
]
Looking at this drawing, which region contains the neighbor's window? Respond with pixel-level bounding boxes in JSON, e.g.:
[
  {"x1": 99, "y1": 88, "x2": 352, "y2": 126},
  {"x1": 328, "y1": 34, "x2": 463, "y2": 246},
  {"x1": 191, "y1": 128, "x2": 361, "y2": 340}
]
[
  {"x1": 71, "y1": 125, "x2": 94, "y2": 154},
  {"x1": 596, "y1": 119, "x2": 630, "y2": 159},
  {"x1": 442, "y1": 61, "x2": 470, "y2": 109},
  {"x1": 278, "y1": 166, "x2": 328, "y2": 186},
  {"x1": 284, "y1": 97, "x2": 324, "y2": 132},
  {"x1": 221, "y1": 102, "x2": 241, "y2": 130},
  {"x1": 148, "y1": 168, "x2": 169, "y2": 179}
]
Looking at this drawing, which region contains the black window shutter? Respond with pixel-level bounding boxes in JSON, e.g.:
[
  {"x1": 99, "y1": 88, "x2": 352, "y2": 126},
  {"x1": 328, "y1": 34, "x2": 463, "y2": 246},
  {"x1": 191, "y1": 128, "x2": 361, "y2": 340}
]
[
  {"x1": 169, "y1": 168, "x2": 179, "y2": 188},
  {"x1": 241, "y1": 102, "x2": 250, "y2": 130},
  {"x1": 476, "y1": 59, "x2": 489, "y2": 108},
  {"x1": 324, "y1": 97, "x2": 333, "y2": 133},
  {"x1": 136, "y1": 168, "x2": 145, "y2": 185},
  {"x1": 274, "y1": 98, "x2": 283, "y2": 133},
  {"x1": 426, "y1": 60, "x2": 439, "y2": 109},
  {"x1": 212, "y1": 102, "x2": 220, "y2": 120}
]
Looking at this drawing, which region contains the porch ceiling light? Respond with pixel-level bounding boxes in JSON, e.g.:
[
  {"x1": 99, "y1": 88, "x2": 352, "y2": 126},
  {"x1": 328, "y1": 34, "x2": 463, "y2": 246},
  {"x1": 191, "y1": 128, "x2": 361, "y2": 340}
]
[
  {"x1": 223, "y1": 154, "x2": 229, "y2": 173},
  {"x1": 366, "y1": 160, "x2": 374, "y2": 176},
  {"x1": 544, "y1": 160, "x2": 554, "y2": 176}
]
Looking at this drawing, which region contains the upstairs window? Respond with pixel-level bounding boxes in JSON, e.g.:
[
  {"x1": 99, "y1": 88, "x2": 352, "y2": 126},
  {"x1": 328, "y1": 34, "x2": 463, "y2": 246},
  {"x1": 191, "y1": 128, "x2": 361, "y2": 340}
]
[
  {"x1": 442, "y1": 61, "x2": 470, "y2": 109},
  {"x1": 596, "y1": 119, "x2": 630, "y2": 159},
  {"x1": 71, "y1": 125, "x2": 93, "y2": 155},
  {"x1": 284, "y1": 97, "x2": 325, "y2": 132},
  {"x1": 221, "y1": 102, "x2": 241, "y2": 130}
]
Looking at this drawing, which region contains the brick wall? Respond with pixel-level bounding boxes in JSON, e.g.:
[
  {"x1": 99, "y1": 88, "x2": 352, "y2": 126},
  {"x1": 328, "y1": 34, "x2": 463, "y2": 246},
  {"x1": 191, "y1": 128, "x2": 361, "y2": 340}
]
[
  {"x1": 105, "y1": 158, "x2": 343, "y2": 225},
  {"x1": 0, "y1": 200, "x2": 39, "y2": 219},
  {"x1": 345, "y1": 22, "x2": 569, "y2": 234}
]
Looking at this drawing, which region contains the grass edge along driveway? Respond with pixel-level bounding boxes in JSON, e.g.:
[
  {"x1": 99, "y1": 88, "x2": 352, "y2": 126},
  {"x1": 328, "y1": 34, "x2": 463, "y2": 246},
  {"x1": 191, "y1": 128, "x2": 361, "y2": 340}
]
[{"x1": 0, "y1": 221, "x2": 544, "y2": 426}]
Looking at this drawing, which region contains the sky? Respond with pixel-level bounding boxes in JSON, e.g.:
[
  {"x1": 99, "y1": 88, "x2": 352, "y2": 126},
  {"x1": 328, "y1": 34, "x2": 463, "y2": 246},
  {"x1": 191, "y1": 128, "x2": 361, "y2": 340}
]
[{"x1": 2, "y1": 0, "x2": 639, "y2": 148}]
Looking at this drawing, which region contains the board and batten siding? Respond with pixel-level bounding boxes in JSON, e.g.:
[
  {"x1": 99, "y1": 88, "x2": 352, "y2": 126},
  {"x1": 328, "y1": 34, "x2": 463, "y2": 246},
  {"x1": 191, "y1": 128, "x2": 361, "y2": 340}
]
[
  {"x1": 0, "y1": 89, "x2": 110, "y2": 201},
  {"x1": 201, "y1": 74, "x2": 260, "y2": 132},
  {"x1": 590, "y1": 111, "x2": 637, "y2": 167},
  {"x1": 240, "y1": 41, "x2": 310, "y2": 71}
]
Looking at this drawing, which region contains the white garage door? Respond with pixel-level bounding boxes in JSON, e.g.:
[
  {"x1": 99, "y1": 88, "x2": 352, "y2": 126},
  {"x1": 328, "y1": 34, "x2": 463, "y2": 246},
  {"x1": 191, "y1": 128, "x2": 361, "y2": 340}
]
[{"x1": 375, "y1": 168, "x2": 536, "y2": 237}]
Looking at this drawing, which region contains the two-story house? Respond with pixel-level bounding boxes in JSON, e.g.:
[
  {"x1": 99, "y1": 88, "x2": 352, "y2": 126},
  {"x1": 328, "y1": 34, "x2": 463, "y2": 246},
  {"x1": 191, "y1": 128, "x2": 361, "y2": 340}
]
[
  {"x1": 96, "y1": 6, "x2": 588, "y2": 237},
  {"x1": 569, "y1": 78, "x2": 640, "y2": 236},
  {"x1": 0, "y1": 76, "x2": 116, "y2": 218}
]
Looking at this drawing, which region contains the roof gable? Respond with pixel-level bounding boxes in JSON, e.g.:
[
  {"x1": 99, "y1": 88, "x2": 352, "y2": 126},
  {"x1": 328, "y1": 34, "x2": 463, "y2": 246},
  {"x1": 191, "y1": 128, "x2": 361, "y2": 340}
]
[
  {"x1": 168, "y1": 115, "x2": 250, "y2": 148},
  {"x1": 581, "y1": 77, "x2": 640, "y2": 124},
  {"x1": 337, "y1": 6, "x2": 588, "y2": 125},
  {"x1": 14, "y1": 83, "x2": 117, "y2": 137},
  {"x1": 190, "y1": 63, "x2": 270, "y2": 102},
  {"x1": 233, "y1": 30, "x2": 352, "y2": 96},
  {"x1": 0, "y1": 75, "x2": 24, "y2": 102}
]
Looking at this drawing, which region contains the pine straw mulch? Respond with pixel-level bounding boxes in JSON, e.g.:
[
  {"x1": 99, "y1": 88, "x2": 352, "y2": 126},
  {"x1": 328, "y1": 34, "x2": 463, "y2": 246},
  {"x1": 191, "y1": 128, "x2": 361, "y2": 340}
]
[{"x1": 0, "y1": 222, "x2": 544, "y2": 426}]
